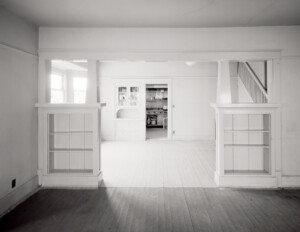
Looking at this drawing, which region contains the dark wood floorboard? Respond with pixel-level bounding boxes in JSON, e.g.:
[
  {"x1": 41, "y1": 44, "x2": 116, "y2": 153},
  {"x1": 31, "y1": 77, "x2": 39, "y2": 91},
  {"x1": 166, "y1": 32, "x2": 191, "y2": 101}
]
[{"x1": 1, "y1": 188, "x2": 300, "y2": 232}]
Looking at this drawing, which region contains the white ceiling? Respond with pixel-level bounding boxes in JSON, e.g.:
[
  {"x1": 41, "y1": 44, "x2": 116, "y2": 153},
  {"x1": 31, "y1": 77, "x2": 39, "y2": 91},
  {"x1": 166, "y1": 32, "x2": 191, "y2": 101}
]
[{"x1": 1, "y1": 0, "x2": 300, "y2": 28}]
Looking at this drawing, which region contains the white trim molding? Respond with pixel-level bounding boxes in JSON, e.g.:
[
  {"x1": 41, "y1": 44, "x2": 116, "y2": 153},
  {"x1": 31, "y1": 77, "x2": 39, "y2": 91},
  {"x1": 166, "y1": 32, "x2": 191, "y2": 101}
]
[{"x1": 281, "y1": 176, "x2": 300, "y2": 187}]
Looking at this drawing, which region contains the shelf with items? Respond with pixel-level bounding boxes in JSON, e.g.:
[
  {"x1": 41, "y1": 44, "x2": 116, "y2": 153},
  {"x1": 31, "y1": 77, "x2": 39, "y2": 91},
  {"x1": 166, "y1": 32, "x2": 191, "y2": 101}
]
[
  {"x1": 117, "y1": 85, "x2": 140, "y2": 107},
  {"x1": 116, "y1": 84, "x2": 142, "y2": 119},
  {"x1": 146, "y1": 99, "x2": 168, "y2": 102}
]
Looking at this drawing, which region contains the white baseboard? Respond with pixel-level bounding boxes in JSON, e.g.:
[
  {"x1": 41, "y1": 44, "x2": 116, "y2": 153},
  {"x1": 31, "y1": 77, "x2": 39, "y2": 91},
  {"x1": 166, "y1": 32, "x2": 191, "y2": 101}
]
[
  {"x1": 215, "y1": 174, "x2": 278, "y2": 188},
  {"x1": 0, "y1": 175, "x2": 39, "y2": 218},
  {"x1": 281, "y1": 176, "x2": 300, "y2": 187},
  {"x1": 41, "y1": 172, "x2": 103, "y2": 188}
]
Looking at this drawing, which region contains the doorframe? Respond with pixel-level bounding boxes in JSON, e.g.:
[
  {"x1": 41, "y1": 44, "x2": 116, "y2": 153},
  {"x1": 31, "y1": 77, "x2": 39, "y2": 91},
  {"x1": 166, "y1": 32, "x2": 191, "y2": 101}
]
[{"x1": 144, "y1": 78, "x2": 173, "y2": 140}]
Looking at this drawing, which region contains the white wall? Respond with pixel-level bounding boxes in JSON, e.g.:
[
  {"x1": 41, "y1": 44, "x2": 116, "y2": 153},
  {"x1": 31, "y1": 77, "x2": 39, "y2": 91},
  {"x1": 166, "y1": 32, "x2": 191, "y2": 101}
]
[
  {"x1": 39, "y1": 26, "x2": 300, "y2": 184},
  {"x1": 99, "y1": 61, "x2": 217, "y2": 140},
  {"x1": 172, "y1": 77, "x2": 217, "y2": 140},
  {"x1": 0, "y1": 7, "x2": 38, "y2": 216},
  {"x1": 0, "y1": 7, "x2": 38, "y2": 54},
  {"x1": 281, "y1": 58, "x2": 300, "y2": 177}
]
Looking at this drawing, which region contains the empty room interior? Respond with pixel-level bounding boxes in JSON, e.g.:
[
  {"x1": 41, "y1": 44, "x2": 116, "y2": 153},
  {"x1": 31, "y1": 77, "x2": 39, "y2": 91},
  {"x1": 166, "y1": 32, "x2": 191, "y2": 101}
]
[{"x1": 1, "y1": 0, "x2": 300, "y2": 231}]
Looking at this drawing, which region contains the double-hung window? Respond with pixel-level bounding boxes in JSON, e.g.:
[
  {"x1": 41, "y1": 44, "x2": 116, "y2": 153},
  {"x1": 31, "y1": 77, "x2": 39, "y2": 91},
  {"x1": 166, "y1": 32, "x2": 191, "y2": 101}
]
[
  {"x1": 50, "y1": 74, "x2": 65, "y2": 103},
  {"x1": 73, "y1": 77, "x2": 87, "y2": 103}
]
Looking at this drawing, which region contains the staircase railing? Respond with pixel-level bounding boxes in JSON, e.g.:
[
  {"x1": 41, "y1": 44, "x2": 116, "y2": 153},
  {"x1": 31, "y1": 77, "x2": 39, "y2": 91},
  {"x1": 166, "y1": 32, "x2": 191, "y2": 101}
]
[{"x1": 238, "y1": 62, "x2": 268, "y2": 103}]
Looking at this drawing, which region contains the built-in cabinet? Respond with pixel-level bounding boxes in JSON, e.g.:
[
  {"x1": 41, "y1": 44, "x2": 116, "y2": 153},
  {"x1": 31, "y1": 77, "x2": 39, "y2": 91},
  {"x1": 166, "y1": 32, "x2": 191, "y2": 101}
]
[
  {"x1": 37, "y1": 104, "x2": 102, "y2": 187},
  {"x1": 114, "y1": 84, "x2": 145, "y2": 140},
  {"x1": 223, "y1": 113, "x2": 270, "y2": 174},
  {"x1": 116, "y1": 85, "x2": 141, "y2": 119},
  {"x1": 48, "y1": 113, "x2": 94, "y2": 174},
  {"x1": 211, "y1": 104, "x2": 280, "y2": 187}
]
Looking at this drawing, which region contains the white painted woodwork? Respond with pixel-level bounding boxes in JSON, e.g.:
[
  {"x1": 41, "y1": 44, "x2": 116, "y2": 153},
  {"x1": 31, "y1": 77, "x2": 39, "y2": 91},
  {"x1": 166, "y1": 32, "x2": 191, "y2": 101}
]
[
  {"x1": 217, "y1": 61, "x2": 232, "y2": 103},
  {"x1": 36, "y1": 104, "x2": 102, "y2": 187},
  {"x1": 86, "y1": 60, "x2": 97, "y2": 103},
  {"x1": 211, "y1": 103, "x2": 280, "y2": 187},
  {"x1": 36, "y1": 26, "x2": 300, "y2": 186}
]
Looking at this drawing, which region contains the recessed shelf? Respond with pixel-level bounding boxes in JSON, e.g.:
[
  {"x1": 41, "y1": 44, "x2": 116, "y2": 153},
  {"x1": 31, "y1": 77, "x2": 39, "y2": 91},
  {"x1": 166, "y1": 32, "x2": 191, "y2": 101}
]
[
  {"x1": 223, "y1": 113, "x2": 271, "y2": 176},
  {"x1": 225, "y1": 170, "x2": 269, "y2": 175},
  {"x1": 49, "y1": 169, "x2": 93, "y2": 174},
  {"x1": 49, "y1": 131, "x2": 93, "y2": 135},
  {"x1": 224, "y1": 129, "x2": 269, "y2": 133},
  {"x1": 224, "y1": 144, "x2": 269, "y2": 148},
  {"x1": 49, "y1": 148, "x2": 93, "y2": 152},
  {"x1": 146, "y1": 99, "x2": 168, "y2": 102}
]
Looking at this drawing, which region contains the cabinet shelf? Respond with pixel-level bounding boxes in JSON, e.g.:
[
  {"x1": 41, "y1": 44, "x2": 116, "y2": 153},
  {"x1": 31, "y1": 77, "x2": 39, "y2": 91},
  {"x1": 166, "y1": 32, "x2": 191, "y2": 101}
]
[
  {"x1": 49, "y1": 148, "x2": 93, "y2": 152},
  {"x1": 223, "y1": 113, "x2": 271, "y2": 176},
  {"x1": 49, "y1": 131, "x2": 93, "y2": 135},
  {"x1": 224, "y1": 170, "x2": 269, "y2": 175},
  {"x1": 49, "y1": 169, "x2": 93, "y2": 174},
  {"x1": 224, "y1": 129, "x2": 269, "y2": 133},
  {"x1": 224, "y1": 144, "x2": 269, "y2": 148},
  {"x1": 146, "y1": 99, "x2": 168, "y2": 102}
]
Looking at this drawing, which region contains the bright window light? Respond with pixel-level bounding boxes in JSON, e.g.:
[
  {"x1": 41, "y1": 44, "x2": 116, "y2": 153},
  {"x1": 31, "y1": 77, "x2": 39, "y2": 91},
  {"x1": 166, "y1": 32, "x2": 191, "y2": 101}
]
[
  {"x1": 51, "y1": 90, "x2": 64, "y2": 103},
  {"x1": 51, "y1": 74, "x2": 63, "y2": 89},
  {"x1": 50, "y1": 74, "x2": 65, "y2": 103},
  {"x1": 73, "y1": 77, "x2": 87, "y2": 91},
  {"x1": 73, "y1": 77, "x2": 87, "y2": 103}
]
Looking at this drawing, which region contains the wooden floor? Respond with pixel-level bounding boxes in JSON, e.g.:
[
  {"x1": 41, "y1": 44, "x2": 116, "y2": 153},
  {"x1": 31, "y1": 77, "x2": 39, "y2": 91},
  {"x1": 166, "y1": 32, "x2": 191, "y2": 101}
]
[
  {"x1": 101, "y1": 140, "x2": 216, "y2": 187},
  {"x1": 1, "y1": 188, "x2": 300, "y2": 232},
  {"x1": 146, "y1": 128, "x2": 168, "y2": 140}
]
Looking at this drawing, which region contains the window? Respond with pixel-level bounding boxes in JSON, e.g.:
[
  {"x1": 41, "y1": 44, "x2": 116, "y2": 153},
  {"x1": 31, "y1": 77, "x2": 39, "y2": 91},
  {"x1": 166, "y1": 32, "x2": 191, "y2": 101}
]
[
  {"x1": 50, "y1": 74, "x2": 65, "y2": 103},
  {"x1": 73, "y1": 77, "x2": 87, "y2": 103}
]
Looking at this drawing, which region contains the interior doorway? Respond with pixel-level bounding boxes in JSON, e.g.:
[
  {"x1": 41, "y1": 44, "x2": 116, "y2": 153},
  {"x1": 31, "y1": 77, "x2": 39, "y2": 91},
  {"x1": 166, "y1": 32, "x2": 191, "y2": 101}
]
[{"x1": 146, "y1": 84, "x2": 168, "y2": 140}]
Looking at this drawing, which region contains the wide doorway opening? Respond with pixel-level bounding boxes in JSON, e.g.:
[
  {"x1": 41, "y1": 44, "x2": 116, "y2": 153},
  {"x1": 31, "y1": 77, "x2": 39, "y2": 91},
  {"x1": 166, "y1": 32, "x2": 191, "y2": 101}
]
[{"x1": 99, "y1": 60, "x2": 218, "y2": 188}]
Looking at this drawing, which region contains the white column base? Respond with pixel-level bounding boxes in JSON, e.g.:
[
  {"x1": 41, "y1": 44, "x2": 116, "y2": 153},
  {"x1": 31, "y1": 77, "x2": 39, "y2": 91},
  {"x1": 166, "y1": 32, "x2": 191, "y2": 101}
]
[
  {"x1": 40, "y1": 171, "x2": 103, "y2": 188},
  {"x1": 214, "y1": 172, "x2": 278, "y2": 188}
]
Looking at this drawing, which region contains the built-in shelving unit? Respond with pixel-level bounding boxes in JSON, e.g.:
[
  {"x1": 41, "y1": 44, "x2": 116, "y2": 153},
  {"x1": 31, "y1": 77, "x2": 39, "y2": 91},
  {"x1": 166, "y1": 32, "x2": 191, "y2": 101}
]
[
  {"x1": 36, "y1": 104, "x2": 102, "y2": 187},
  {"x1": 48, "y1": 113, "x2": 94, "y2": 174},
  {"x1": 223, "y1": 113, "x2": 271, "y2": 175},
  {"x1": 211, "y1": 103, "x2": 280, "y2": 187}
]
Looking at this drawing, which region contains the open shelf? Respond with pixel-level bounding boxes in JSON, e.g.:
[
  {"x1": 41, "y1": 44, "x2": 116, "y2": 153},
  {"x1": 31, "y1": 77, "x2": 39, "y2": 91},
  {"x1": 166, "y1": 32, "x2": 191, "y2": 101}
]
[
  {"x1": 48, "y1": 113, "x2": 94, "y2": 175},
  {"x1": 49, "y1": 131, "x2": 93, "y2": 135},
  {"x1": 49, "y1": 148, "x2": 93, "y2": 152},
  {"x1": 224, "y1": 144, "x2": 269, "y2": 148},
  {"x1": 146, "y1": 125, "x2": 163, "y2": 128},
  {"x1": 223, "y1": 113, "x2": 271, "y2": 175},
  {"x1": 146, "y1": 99, "x2": 168, "y2": 102},
  {"x1": 224, "y1": 170, "x2": 269, "y2": 175},
  {"x1": 224, "y1": 129, "x2": 269, "y2": 133},
  {"x1": 49, "y1": 169, "x2": 93, "y2": 174}
]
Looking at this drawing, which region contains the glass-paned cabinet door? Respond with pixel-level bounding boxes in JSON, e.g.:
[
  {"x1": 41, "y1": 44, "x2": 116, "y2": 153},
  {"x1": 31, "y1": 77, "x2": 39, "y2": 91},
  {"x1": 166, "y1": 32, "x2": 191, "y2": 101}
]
[
  {"x1": 118, "y1": 87, "x2": 128, "y2": 106},
  {"x1": 117, "y1": 86, "x2": 140, "y2": 106},
  {"x1": 130, "y1": 87, "x2": 139, "y2": 106}
]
